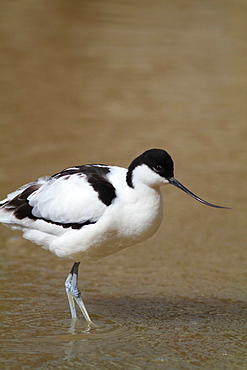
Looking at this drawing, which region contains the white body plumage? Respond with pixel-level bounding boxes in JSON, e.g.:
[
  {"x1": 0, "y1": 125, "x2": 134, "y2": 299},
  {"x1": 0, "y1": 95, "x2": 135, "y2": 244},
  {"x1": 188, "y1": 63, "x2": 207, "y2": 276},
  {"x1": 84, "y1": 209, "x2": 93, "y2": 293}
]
[{"x1": 0, "y1": 164, "x2": 165, "y2": 261}]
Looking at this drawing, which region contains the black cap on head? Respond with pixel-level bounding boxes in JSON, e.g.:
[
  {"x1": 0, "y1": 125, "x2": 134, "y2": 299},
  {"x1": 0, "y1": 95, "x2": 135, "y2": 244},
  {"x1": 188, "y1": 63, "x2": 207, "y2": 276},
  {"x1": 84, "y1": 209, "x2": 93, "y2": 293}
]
[
  {"x1": 127, "y1": 148, "x2": 230, "y2": 209},
  {"x1": 127, "y1": 149, "x2": 174, "y2": 187}
]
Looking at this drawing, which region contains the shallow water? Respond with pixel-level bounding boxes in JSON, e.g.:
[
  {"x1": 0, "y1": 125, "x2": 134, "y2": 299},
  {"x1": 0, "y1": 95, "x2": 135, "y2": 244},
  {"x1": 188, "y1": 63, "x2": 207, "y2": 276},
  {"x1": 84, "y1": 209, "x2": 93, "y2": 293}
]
[{"x1": 0, "y1": 0, "x2": 246, "y2": 369}]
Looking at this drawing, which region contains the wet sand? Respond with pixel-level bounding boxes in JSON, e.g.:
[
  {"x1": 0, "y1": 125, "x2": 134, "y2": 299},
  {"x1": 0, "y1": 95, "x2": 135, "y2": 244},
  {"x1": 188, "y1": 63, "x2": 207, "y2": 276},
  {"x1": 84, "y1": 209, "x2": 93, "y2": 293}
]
[{"x1": 0, "y1": 1, "x2": 246, "y2": 369}]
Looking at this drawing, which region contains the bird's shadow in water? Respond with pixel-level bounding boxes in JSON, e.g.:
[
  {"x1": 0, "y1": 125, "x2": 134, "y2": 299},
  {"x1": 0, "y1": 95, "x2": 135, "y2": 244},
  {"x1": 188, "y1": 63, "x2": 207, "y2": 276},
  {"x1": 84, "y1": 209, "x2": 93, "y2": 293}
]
[{"x1": 63, "y1": 294, "x2": 246, "y2": 337}]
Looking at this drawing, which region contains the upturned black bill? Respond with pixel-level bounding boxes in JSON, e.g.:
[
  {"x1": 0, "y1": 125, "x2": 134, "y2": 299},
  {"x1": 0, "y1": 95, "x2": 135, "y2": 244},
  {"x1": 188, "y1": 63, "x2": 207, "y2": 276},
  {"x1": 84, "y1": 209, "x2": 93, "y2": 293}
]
[{"x1": 169, "y1": 177, "x2": 230, "y2": 209}]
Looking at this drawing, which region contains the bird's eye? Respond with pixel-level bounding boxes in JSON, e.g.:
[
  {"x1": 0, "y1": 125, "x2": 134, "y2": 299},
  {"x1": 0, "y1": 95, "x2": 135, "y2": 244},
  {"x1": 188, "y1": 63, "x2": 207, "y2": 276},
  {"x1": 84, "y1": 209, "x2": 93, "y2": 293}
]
[{"x1": 153, "y1": 165, "x2": 162, "y2": 172}]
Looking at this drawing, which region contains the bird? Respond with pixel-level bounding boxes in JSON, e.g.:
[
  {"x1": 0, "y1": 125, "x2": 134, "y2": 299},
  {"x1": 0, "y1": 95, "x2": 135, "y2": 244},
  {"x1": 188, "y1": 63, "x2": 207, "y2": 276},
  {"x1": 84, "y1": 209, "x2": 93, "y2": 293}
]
[{"x1": 0, "y1": 148, "x2": 229, "y2": 324}]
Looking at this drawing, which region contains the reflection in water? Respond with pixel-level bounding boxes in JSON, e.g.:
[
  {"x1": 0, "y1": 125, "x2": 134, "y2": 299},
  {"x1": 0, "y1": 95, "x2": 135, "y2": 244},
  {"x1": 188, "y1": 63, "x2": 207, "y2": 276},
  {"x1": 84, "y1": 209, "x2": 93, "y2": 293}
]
[
  {"x1": 1, "y1": 291, "x2": 246, "y2": 367},
  {"x1": 0, "y1": 0, "x2": 246, "y2": 368}
]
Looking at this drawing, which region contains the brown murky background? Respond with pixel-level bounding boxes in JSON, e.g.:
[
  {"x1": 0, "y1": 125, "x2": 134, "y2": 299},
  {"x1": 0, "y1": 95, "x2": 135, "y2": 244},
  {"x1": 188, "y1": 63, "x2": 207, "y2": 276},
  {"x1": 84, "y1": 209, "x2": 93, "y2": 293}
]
[{"x1": 0, "y1": 1, "x2": 246, "y2": 369}]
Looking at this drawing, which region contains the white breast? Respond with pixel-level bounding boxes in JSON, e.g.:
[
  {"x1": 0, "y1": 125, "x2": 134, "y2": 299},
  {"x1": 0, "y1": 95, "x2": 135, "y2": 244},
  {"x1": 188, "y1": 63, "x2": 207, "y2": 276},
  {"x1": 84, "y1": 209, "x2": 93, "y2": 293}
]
[{"x1": 48, "y1": 182, "x2": 163, "y2": 261}]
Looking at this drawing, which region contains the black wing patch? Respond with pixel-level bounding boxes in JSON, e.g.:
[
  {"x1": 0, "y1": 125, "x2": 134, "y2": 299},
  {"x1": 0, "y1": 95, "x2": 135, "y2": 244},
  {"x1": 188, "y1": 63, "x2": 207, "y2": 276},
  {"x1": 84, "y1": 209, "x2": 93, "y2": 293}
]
[
  {"x1": 4, "y1": 165, "x2": 116, "y2": 229},
  {"x1": 5, "y1": 184, "x2": 41, "y2": 220},
  {"x1": 53, "y1": 165, "x2": 116, "y2": 206},
  {"x1": 4, "y1": 185, "x2": 96, "y2": 229},
  {"x1": 38, "y1": 218, "x2": 96, "y2": 230}
]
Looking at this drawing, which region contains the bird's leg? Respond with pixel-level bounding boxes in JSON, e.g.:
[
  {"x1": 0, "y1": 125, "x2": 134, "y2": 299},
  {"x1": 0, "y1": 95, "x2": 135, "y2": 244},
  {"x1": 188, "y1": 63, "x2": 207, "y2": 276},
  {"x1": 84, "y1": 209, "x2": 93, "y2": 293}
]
[
  {"x1": 65, "y1": 262, "x2": 93, "y2": 324},
  {"x1": 65, "y1": 265, "x2": 77, "y2": 320}
]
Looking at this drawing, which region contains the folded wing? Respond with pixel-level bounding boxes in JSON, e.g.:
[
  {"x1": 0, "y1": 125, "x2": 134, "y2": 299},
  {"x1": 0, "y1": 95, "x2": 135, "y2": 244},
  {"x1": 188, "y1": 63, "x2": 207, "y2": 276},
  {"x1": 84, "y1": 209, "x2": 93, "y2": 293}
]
[{"x1": 1, "y1": 165, "x2": 117, "y2": 230}]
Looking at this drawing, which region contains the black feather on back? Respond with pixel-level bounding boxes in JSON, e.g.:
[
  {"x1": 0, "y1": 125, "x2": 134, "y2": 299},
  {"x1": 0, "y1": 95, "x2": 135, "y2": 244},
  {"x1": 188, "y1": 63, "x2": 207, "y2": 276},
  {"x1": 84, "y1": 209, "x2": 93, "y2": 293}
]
[
  {"x1": 53, "y1": 165, "x2": 116, "y2": 206},
  {"x1": 3, "y1": 165, "x2": 117, "y2": 229}
]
